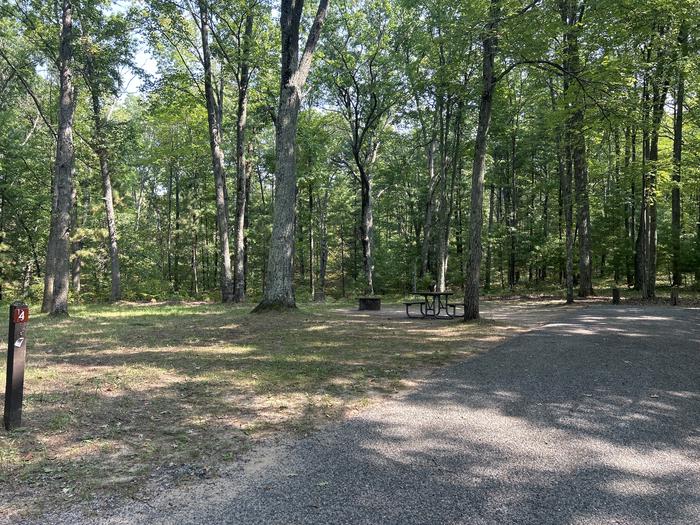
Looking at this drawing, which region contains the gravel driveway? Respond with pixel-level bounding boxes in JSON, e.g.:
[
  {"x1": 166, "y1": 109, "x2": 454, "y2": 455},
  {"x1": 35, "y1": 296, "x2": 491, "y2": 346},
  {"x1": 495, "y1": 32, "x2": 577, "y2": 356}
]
[{"x1": 41, "y1": 305, "x2": 700, "y2": 524}]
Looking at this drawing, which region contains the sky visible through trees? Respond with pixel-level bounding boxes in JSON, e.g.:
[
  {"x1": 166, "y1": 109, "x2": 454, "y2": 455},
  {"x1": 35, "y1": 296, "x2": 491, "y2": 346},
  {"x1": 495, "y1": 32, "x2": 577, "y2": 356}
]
[{"x1": 0, "y1": 0, "x2": 699, "y2": 317}]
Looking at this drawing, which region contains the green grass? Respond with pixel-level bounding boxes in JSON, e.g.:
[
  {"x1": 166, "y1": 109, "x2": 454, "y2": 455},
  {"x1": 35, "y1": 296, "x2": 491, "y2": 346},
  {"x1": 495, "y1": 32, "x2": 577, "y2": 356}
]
[{"x1": 0, "y1": 300, "x2": 515, "y2": 520}]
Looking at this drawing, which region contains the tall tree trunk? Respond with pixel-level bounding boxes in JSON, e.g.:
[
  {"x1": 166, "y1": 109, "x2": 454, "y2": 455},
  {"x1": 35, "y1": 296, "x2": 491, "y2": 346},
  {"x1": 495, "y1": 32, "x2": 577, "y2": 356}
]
[
  {"x1": 87, "y1": 55, "x2": 121, "y2": 301},
  {"x1": 255, "y1": 0, "x2": 329, "y2": 311},
  {"x1": 554, "y1": 54, "x2": 575, "y2": 303},
  {"x1": 99, "y1": 134, "x2": 121, "y2": 301},
  {"x1": 671, "y1": 22, "x2": 687, "y2": 287},
  {"x1": 70, "y1": 181, "x2": 80, "y2": 295},
  {"x1": 484, "y1": 183, "x2": 495, "y2": 291},
  {"x1": 41, "y1": 179, "x2": 57, "y2": 312},
  {"x1": 360, "y1": 166, "x2": 375, "y2": 295},
  {"x1": 644, "y1": 43, "x2": 671, "y2": 298},
  {"x1": 551, "y1": 82, "x2": 566, "y2": 285},
  {"x1": 233, "y1": 8, "x2": 254, "y2": 303},
  {"x1": 623, "y1": 127, "x2": 634, "y2": 286},
  {"x1": 542, "y1": 165, "x2": 549, "y2": 281},
  {"x1": 573, "y1": 111, "x2": 592, "y2": 297},
  {"x1": 560, "y1": 0, "x2": 592, "y2": 297},
  {"x1": 508, "y1": 129, "x2": 517, "y2": 288},
  {"x1": 192, "y1": 214, "x2": 199, "y2": 295},
  {"x1": 420, "y1": 138, "x2": 437, "y2": 277},
  {"x1": 455, "y1": 181, "x2": 464, "y2": 282},
  {"x1": 315, "y1": 188, "x2": 329, "y2": 301},
  {"x1": 48, "y1": 0, "x2": 76, "y2": 316},
  {"x1": 696, "y1": 190, "x2": 700, "y2": 284},
  {"x1": 564, "y1": 141, "x2": 575, "y2": 303},
  {"x1": 636, "y1": 82, "x2": 649, "y2": 293},
  {"x1": 464, "y1": 0, "x2": 499, "y2": 320},
  {"x1": 174, "y1": 170, "x2": 181, "y2": 292},
  {"x1": 167, "y1": 163, "x2": 174, "y2": 284},
  {"x1": 340, "y1": 227, "x2": 346, "y2": 297},
  {"x1": 199, "y1": 0, "x2": 234, "y2": 302},
  {"x1": 437, "y1": 100, "x2": 462, "y2": 292},
  {"x1": 436, "y1": 103, "x2": 452, "y2": 292},
  {"x1": 244, "y1": 148, "x2": 252, "y2": 293},
  {"x1": 308, "y1": 186, "x2": 315, "y2": 297}
]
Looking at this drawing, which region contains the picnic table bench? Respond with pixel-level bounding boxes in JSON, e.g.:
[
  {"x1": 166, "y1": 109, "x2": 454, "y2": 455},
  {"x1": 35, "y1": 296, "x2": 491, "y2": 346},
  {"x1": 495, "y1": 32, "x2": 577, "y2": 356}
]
[{"x1": 405, "y1": 291, "x2": 461, "y2": 319}]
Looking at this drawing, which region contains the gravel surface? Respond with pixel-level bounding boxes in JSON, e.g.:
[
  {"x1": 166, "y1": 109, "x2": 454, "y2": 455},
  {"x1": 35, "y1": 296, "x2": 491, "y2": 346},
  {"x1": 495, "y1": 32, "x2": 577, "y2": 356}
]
[{"x1": 33, "y1": 305, "x2": 700, "y2": 525}]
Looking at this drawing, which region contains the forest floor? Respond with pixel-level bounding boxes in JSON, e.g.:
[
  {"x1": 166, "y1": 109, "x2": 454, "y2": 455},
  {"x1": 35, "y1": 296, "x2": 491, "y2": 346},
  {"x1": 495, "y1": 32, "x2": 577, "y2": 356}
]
[{"x1": 0, "y1": 298, "x2": 568, "y2": 522}]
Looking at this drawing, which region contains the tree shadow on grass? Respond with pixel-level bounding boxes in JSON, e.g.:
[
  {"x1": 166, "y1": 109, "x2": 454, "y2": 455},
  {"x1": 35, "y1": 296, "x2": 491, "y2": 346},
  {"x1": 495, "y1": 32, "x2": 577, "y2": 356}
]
[
  {"x1": 156, "y1": 305, "x2": 700, "y2": 524},
  {"x1": 7, "y1": 303, "x2": 697, "y2": 523},
  {"x1": 1, "y1": 302, "x2": 527, "y2": 519}
]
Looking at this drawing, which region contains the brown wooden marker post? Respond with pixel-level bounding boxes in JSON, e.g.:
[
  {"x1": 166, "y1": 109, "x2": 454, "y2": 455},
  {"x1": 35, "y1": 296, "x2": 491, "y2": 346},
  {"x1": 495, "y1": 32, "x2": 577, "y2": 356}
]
[{"x1": 4, "y1": 302, "x2": 29, "y2": 431}]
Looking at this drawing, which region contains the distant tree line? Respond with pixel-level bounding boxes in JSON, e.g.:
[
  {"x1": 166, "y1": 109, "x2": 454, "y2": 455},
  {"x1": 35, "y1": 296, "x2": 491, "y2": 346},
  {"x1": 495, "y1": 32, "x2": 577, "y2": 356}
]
[{"x1": 0, "y1": 0, "x2": 698, "y2": 318}]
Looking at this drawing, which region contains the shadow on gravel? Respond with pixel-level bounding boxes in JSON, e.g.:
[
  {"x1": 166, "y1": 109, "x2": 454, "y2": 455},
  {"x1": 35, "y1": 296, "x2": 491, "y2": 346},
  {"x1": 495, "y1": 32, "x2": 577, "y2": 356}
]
[{"x1": 202, "y1": 306, "x2": 700, "y2": 525}]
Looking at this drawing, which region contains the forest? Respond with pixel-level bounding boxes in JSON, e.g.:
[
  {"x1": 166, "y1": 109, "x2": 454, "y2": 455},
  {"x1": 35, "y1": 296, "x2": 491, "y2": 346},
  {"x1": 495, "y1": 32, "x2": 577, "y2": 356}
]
[{"x1": 0, "y1": 0, "x2": 699, "y2": 318}]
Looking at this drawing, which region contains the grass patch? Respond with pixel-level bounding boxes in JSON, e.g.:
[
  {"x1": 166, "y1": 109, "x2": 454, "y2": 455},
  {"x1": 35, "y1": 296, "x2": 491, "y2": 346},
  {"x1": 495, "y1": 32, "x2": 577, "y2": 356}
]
[{"x1": 0, "y1": 300, "x2": 542, "y2": 519}]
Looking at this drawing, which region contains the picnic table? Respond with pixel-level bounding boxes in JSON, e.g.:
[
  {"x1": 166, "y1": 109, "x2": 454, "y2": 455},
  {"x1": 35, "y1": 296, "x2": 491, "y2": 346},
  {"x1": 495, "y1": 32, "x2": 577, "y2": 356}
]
[{"x1": 404, "y1": 291, "x2": 461, "y2": 319}]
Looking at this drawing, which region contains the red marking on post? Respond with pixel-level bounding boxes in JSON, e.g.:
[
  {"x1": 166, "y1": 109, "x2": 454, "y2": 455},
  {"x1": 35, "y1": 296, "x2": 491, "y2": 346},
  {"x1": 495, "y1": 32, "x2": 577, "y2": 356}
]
[{"x1": 12, "y1": 307, "x2": 29, "y2": 324}]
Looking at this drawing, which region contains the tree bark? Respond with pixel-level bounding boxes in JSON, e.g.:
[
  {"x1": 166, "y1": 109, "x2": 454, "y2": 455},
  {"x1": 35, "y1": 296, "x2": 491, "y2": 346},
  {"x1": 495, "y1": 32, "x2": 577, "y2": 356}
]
[
  {"x1": 671, "y1": 22, "x2": 687, "y2": 287},
  {"x1": 564, "y1": 134, "x2": 575, "y2": 303},
  {"x1": 360, "y1": 166, "x2": 375, "y2": 295},
  {"x1": 86, "y1": 54, "x2": 121, "y2": 301},
  {"x1": 560, "y1": 0, "x2": 592, "y2": 297},
  {"x1": 254, "y1": 0, "x2": 329, "y2": 311},
  {"x1": 70, "y1": 181, "x2": 80, "y2": 295},
  {"x1": 48, "y1": 0, "x2": 76, "y2": 316},
  {"x1": 484, "y1": 183, "x2": 495, "y2": 291},
  {"x1": 420, "y1": 139, "x2": 437, "y2": 277},
  {"x1": 308, "y1": 185, "x2": 315, "y2": 297},
  {"x1": 639, "y1": 37, "x2": 671, "y2": 299},
  {"x1": 174, "y1": 170, "x2": 181, "y2": 292},
  {"x1": 696, "y1": 190, "x2": 700, "y2": 283},
  {"x1": 232, "y1": 8, "x2": 254, "y2": 303},
  {"x1": 464, "y1": 0, "x2": 499, "y2": 320},
  {"x1": 199, "y1": 0, "x2": 234, "y2": 302},
  {"x1": 315, "y1": 188, "x2": 329, "y2": 301},
  {"x1": 99, "y1": 131, "x2": 121, "y2": 302},
  {"x1": 436, "y1": 100, "x2": 455, "y2": 292}
]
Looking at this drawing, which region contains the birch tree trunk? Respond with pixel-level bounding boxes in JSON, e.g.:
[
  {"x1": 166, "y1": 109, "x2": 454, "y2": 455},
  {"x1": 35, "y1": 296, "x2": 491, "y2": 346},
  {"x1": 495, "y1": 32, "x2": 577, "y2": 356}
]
[
  {"x1": 48, "y1": 0, "x2": 76, "y2": 316},
  {"x1": 199, "y1": 0, "x2": 234, "y2": 302},
  {"x1": 464, "y1": 0, "x2": 499, "y2": 321}
]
